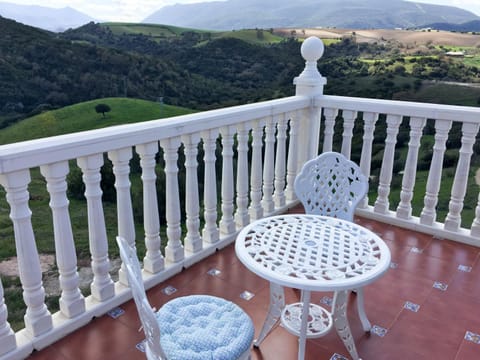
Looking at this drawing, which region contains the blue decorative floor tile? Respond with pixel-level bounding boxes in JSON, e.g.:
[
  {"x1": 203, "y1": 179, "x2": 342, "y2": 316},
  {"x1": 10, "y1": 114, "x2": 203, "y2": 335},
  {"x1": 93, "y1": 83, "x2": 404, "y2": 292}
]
[
  {"x1": 410, "y1": 247, "x2": 423, "y2": 254},
  {"x1": 207, "y1": 268, "x2": 222, "y2": 276},
  {"x1": 404, "y1": 301, "x2": 420, "y2": 312},
  {"x1": 136, "y1": 339, "x2": 147, "y2": 353},
  {"x1": 458, "y1": 265, "x2": 472, "y2": 272},
  {"x1": 389, "y1": 262, "x2": 398, "y2": 269},
  {"x1": 330, "y1": 353, "x2": 349, "y2": 360},
  {"x1": 433, "y1": 281, "x2": 448, "y2": 291},
  {"x1": 371, "y1": 324, "x2": 388, "y2": 337},
  {"x1": 465, "y1": 331, "x2": 480, "y2": 344},
  {"x1": 240, "y1": 290, "x2": 255, "y2": 300},
  {"x1": 107, "y1": 307, "x2": 124, "y2": 319},
  {"x1": 161, "y1": 285, "x2": 177, "y2": 295},
  {"x1": 320, "y1": 296, "x2": 333, "y2": 307}
]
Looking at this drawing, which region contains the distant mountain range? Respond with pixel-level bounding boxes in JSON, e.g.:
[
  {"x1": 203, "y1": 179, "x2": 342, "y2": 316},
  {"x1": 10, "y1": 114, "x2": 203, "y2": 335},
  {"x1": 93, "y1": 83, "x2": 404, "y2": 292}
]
[
  {"x1": 1, "y1": 0, "x2": 479, "y2": 33},
  {"x1": 0, "y1": 1, "x2": 96, "y2": 32},
  {"x1": 423, "y1": 20, "x2": 480, "y2": 33},
  {"x1": 144, "y1": 0, "x2": 480, "y2": 30}
]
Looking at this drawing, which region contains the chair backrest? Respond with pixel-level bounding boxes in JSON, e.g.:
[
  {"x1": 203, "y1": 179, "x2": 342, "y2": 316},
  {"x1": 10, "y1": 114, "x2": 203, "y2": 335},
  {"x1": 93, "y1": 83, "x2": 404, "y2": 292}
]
[
  {"x1": 294, "y1": 152, "x2": 368, "y2": 221},
  {"x1": 116, "y1": 236, "x2": 166, "y2": 360}
]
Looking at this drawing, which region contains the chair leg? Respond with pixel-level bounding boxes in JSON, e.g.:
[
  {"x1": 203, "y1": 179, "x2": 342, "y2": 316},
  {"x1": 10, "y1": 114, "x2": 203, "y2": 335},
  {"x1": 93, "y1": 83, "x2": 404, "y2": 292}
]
[
  {"x1": 354, "y1": 288, "x2": 371, "y2": 332},
  {"x1": 254, "y1": 282, "x2": 285, "y2": 347},
  {"x1": 333, "y1": 290, "x2": 361, "y2": 360}
]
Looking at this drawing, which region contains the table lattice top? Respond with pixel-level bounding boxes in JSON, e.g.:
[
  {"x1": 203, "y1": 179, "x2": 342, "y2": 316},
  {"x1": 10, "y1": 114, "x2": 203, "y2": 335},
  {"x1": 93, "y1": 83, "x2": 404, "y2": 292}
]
[{"x1": 235, "y1": 215, "x2": 391, "y2": 291}]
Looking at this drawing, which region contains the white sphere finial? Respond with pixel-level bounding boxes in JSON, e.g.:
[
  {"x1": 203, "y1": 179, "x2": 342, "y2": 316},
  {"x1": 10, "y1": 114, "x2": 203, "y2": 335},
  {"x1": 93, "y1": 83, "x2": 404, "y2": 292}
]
[{"x1": 301, "y1": 36, "x2": 324, "y2": 62}]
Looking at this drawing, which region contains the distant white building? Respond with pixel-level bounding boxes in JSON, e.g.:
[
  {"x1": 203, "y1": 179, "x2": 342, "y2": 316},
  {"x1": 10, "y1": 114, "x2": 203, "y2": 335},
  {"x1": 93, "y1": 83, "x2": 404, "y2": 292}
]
[{"x1": 445, "y1": 51, "x2": 465, "y2": 57}]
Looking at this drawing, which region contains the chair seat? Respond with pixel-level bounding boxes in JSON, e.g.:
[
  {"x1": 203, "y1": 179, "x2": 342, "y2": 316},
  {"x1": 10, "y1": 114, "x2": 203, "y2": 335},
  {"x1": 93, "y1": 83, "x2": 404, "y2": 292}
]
[{"x1": 157, "y1": 295, "x2": 255, "y2": 360}]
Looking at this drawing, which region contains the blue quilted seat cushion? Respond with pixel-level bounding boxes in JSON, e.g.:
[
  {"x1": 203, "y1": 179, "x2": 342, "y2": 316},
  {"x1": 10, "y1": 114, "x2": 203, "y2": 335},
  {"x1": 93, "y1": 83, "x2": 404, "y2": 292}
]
[{"x1": 157, "y1": 295, "x2": 254, "y2": 360}]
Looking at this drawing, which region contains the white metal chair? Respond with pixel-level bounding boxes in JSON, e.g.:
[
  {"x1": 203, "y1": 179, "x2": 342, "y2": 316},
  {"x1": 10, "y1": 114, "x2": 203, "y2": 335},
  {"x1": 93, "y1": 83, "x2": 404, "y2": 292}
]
[
  {"x1": 293, "y1": 151, "x2": 372, "y2": 332},
  {"x1": 116, "y1": 236, "x2": 255, "y2": 360}
]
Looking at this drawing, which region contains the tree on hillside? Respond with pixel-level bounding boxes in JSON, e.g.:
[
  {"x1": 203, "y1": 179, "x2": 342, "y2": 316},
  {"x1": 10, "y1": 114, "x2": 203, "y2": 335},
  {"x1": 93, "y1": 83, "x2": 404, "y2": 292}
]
[{"x1": 95, "y1": 103, "x2": 111, "y2": 118}]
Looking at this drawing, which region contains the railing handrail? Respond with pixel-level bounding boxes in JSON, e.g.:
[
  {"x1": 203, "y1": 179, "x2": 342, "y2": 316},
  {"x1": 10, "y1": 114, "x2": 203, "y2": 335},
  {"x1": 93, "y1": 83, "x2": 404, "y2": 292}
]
[
  {"x1": 0, "y1": 96, "x2": 310, "y2": 173},
  {"x1": 316, "y1": 94, "x2": 480, "y2": 123}
]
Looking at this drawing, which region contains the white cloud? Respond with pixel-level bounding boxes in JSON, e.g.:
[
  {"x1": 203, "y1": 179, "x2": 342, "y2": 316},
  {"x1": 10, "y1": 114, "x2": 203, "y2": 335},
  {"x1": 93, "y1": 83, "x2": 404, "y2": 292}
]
[
  {"x1": 407, "y1": 0, "x2": 480, "y2": 16},
  {"x1": 4, "y1": 0, "x2": 222, "y2": 22}
]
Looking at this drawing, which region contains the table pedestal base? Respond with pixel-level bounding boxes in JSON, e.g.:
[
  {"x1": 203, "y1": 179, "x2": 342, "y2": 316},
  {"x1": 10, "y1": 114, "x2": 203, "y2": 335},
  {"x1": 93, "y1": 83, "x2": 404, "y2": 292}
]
[
  {"x1": 255, "y1": 284, "x2": 361, "y2": 360},
  {"x1": 281, "y1": 302, "x2": 333, "y2": 338}
]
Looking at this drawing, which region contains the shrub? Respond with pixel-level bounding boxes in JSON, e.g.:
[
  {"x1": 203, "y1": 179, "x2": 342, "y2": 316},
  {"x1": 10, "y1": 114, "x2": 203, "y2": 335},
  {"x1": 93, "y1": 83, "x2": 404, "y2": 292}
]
[{"x1": 95, "y1": 103, "x2": 111, "y2": 118}]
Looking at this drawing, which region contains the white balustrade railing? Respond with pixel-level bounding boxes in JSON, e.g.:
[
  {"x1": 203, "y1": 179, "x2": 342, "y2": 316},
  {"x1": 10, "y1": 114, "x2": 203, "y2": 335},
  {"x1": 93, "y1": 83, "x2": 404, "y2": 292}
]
[
  {"x1": 1, "y1": 36, "x2": 480, "y2": 359},
  {"x1": 316, "y1": 95, "x2": 480, "y2": 245},
  {"x1": 0, "y1": 95, "x2": 311, "y2": 359}
]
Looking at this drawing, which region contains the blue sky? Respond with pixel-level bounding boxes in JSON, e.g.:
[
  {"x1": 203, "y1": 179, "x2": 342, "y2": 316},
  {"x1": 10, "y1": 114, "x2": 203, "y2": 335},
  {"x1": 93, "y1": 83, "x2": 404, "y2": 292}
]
[{"x1": 3, "y1": 0, "x2": 480, "y2": 22}]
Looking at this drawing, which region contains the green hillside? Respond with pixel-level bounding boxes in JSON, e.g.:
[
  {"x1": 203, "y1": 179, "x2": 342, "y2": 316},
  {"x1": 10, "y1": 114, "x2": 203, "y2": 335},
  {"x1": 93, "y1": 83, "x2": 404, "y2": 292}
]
[
  {"x1": 101, "y1": 22, "x2": 284, "y2": 44},
  {"x1": 214, "y1": 29, "x2": 284, "y2": 44},
  {"x1": 102, "y1": 22, "x2": 202, "y2": 38},
  {"x1": 0, "y1": 98, "x2": 194, "y2": 145}
]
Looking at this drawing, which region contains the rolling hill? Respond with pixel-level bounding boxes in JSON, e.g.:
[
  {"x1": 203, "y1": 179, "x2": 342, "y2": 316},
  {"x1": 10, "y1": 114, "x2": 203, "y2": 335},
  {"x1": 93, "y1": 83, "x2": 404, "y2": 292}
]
[
  {"x1": 422, "y1": 20, "x2": 480, "y2": 33},
  {"x1": 0, "y1": 98, "x2": 195, "y2": 145},
  {"x1": 1, "y1": 17, "x2": 299, "y2": 125}
]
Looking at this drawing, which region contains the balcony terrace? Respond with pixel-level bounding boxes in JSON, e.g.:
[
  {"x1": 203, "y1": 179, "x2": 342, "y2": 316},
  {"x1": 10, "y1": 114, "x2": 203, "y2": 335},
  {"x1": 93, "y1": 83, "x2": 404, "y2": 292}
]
[{"x1": 1, "y1": 36, "x2": 480, "y2": 359}]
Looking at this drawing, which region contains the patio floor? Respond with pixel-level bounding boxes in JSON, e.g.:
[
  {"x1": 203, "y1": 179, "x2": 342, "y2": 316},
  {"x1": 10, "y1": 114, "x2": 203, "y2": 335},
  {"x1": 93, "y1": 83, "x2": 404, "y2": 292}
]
[{"x1": 27, "y1": 207, "x2": 480, "y2": 360}]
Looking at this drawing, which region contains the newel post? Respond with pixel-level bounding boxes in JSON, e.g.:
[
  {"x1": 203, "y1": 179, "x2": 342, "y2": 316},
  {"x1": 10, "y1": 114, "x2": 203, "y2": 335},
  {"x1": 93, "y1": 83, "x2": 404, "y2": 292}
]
[{"x1": 294, "y1": 36, "x2": 327, "y2": 167}]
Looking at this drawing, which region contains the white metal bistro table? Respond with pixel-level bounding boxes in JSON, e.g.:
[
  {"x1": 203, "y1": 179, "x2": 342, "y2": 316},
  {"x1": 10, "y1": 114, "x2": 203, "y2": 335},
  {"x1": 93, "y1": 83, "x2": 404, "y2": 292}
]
[{"x1": 235, "y1": 214, "x2": 391, "y2": 360}]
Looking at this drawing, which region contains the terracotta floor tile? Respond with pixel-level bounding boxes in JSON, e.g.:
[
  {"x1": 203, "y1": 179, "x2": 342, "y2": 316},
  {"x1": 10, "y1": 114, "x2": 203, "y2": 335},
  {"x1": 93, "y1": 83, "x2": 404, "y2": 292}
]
[
  {"x1": 420, "y1": 290, "x2": 480, "y2": 331},
  {"x1": 250, "y1": 323, "x2": 336, "y2": 360},
  {"x1": 383, "y1": 238, "x2": 415, "y2": 262},
  {"x1": 423, "y1": 239, "x2": 480, "y2": 265},
  {"x1": 27, "y1": 346, "x2": 68, "y2": 360},
  {"x1": 115, "y1": 346, "x2": 148, "y2": 360},
  {"x1": 383, "y1": 225, "x2": 433, "y2": 249},
  {"x1": 384, "y1": 310, "x2": 464, "y2": 360},
  {"x1": 216, "y1": 260, "x2": 270, "y2": 295},
  {"x1": 454, "y1": 337, "x2": 480, "y2": 360},
  {"x1": 368, "y1": 267, "x2": 434, "y2": 305},
  {"x1": 50, "y1": 315, "x2": 144, "y2": 360},
  {"x1": 396, "y1": 249, "x2": 459, "y2": 283},
  {"x1": 111, "y1": 299, "x2": 142, "y2": 331},
  {"x1": 27, "y1": 216, "x2": 480, "y2": 360},
  {"x1": 353, "y1": 216, "x2": 391, "y2": 235},
  {"x1": 449, "y1": 267, "x2": 480, "y2": 299}
]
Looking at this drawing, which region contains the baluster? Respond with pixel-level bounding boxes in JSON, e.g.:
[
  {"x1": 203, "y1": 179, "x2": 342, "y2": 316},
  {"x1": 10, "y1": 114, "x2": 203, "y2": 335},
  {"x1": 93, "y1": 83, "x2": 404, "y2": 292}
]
[
  {"x1": 374, "y1": 114, "x2": 402, "y2": 214},
  {"x1": 235, "y1": 123, "x2": 250, "y2": 228},
  {"x1": 109, "y1": 148, "x2": 135, "y2": 285},
  {"x1": 296, "y1": 108, "x2": 310, "y2": 166},
  {"x1": 136, "y1": 142, "x2": 164, "y2": 273},
  {"x1": 420, "y1": 120, "x2": 452, "y2": 225},
  {"x1": 182, "y1": 134, "x2": 202, "y2": 253},
  {"x1": 444, "y1": 122, "x2": 480, "y2": 231},
  {"x1": 160, "y1": 138, "x2": 184, "y2": 262},
  {"x1": 359, "y1": 112, "x2": 378, "y2": 209},
  {"x1": 309, "y1": 104, "x2": 322, "y2": 159},
  {"x1": 0, "y1": 278, "x2": 16, "y2": 356},
  {"x1": 77, "y1": 155, "x2": 115, "y2": 301},
  {"x1": 0, "y1": 170, "x2": 52, "y2": 336},
  {"x1": 286, "y1": 113, "x2": 299, "y2": 201},
  {"x1": 201, "y1": 130, "x2": 219, "y2": 244},
  {"x1": 249, "y1": 119, "x2": 264, "y2": 221},
  {"x1": 322, "y1": 107, "x2": 337, "y2": 152},
  {"x1": 262, "y1": 116, "x2": 276, "y2": 215},
  {"x1": 273, "y1": 114, "x2": 287, "y2": 208},
  {"x1": 219, "y1": 126, "x2": 236, "y2": 235},
  {"x1": 471, "y1": 194, "x2": 480, "y2": 237},
  {"x1": 396, "y1": 117, "x2": 427, "y2": 219},
  {"x1": 40, "y1": 162, "x2": 85, "y2": 318},
  {"x1": 341, "y1": 110, "x2": 356, "y2": 158}
]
